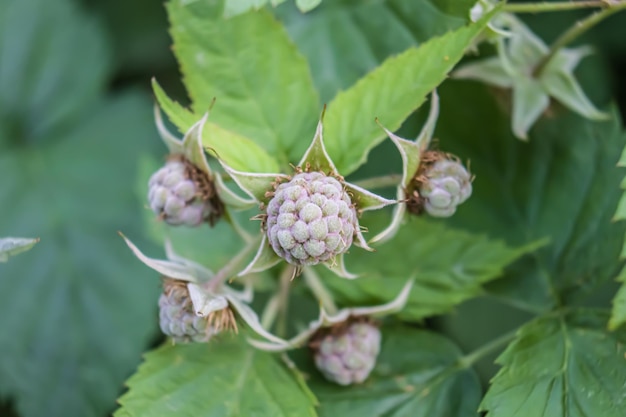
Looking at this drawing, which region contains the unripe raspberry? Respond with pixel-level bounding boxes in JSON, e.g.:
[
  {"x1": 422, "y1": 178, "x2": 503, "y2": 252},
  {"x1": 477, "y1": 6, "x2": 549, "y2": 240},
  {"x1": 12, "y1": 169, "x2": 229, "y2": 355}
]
[
  {"x1": 148, "y1": 157, "x2": 222, "y2": 226},
  {"x1": 265, "y1": 171, "x2": 357, "y2": 266},
  {"x1": 158, "y1": 280, "x2": 215, "y2": 343},
  {"x1": 419, "y1": 159, "x2": 472, "y2": 217},
  {"x1": 312, "y1": 321, "x2": 381, "y2": 385}
]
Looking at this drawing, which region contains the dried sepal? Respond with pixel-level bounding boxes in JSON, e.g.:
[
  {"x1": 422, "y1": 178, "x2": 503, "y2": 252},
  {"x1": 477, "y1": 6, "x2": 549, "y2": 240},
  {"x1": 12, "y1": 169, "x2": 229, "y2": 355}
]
[
  {"x1": 322, "y1": 254, "x2": 358, "y2": 280},
  {"x1": 120, "y1": 233, "x2": 208, "y2": 283},
  {"x1": 372, "y1": 91, "x2": 439, "y2": 243},
  {"x1": 454, "y1": 13, "x2": 608, "y2": 139},
  {"x1": 248, "y1": 280, "x2": 413, "y2": 352},
  {"x1": 237, "y1": 234, "x2": 282, "y2": 277},
  {"x1": 369, "y1": 187, "x2": 407, "y2": 244},
  {"x1": 154, "y1": 104, "x2": 184, "y2": 153},
  {"x1": 218, "y1": 160, "x2": 287, "y2": 204},
  {"x1": 298, "y1": 110, "x2": 338, "y2": 174},
  {"x1": 212, "y1": 172, "x2": 257, "y2": 210}
]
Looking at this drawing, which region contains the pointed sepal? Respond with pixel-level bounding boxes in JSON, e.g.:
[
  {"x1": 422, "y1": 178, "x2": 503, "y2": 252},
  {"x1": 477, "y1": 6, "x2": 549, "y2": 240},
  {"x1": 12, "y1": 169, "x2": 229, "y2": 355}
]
[
  {"x1": 154, "y1": 105, "x2": 183, "y2": 153},
  {"x1": 227, "y1": 295, "x2": 291, "y2": 347},
  {"x1": 181, "y1": 112, "x2": 215, "y2": 178},
  {"x1": 322, "y1": 253, "x2": 358, "y2": 279},
  {"x1": 350, "y1": 279, "x2": 413, "y2": 317},
  {"x1": 187, "y1": 282, "x2": 229, "y2": 317},
  {"x1": 237, "y1": 234, "x2": 282, "y2": 276},
  {"x1": 345, "y1": 182, "x2": 396, "y2": 212},
  {"x1": 164, "y1": 239, "x2": 215, "y2": 277},
  {"x1": 120, "y1": 233, "x2": 208, "y2": 283},
  {"x1": 512, "y1": 77, "x2": 550, "y2": 140},
  {"x1": 213, "y1": 172, "x2": 257, "y2": 210},
  {"x1": 377, "y1": 91, "x2": 439, "y2": 189},
  {"x1": 218, "y1": 160, "x2": 286, "y2": 203},
  {"x1": 540, "y1": 64, "x2": 609, "y2": 121},
  {"x1": 298, "y1": 110, "x2": 339, "y2": 174},
  {"x1": 353, "y1": 224, "x2": 374, "y2": 252},
  {"x1": 369, "y1": 188, "x2": 407, "y2": 244},
  {"x1": 453, "y1": 57, "x2": 513, "y2": 88},
  {"x1": 0, "y1": 237, "x2": 39, "y2": 262},
  {"x1": 248, "y1": 279, "x2": 413, "y2": 352}
]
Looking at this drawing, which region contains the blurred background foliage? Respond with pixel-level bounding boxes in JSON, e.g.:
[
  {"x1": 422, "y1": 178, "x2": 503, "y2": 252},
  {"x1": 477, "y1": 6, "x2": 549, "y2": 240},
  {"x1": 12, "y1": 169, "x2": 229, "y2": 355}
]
[{"x1": 0, "y1": 0, "x2": 624, "y2": 416}]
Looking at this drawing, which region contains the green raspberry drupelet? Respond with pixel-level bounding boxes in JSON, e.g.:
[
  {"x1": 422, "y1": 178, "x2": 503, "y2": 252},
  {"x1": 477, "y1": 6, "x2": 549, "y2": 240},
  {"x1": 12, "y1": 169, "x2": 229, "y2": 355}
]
[
  {"x1": 265, "y1": 171, "x2": 358, "y2": 266},
  {"x1": 312, "y1": 321, "x2": 381, "y2": 385}
]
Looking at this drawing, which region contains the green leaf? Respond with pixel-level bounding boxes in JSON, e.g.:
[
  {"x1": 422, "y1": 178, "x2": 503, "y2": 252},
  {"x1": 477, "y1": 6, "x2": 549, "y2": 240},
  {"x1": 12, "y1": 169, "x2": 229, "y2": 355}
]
[
  {"x1": 609, "y1": 266, "x2": 626, "y2": 330},
  {"x1": 167, "y1": 0, "x2": 319, "y2": 167},
  {"x1": 609, "y1": 145, "x2": 626, "y2": 329},
  {"x1": 300, "y1": 325, "x2": 481, "y2": 417},
  {"x1": 115, "y1": 338, "x2": 318, "y2": 417},
  {"x1": 481, "y1": 310, "x2": 626, "y2": 417},
  {"x1": 0, "y1": 237, "x2": 39, "y2": 262},
  {"x1": 322, "y1": 9, "x2": 496, "y2": 175},
  {"x1": 295, "y1": 0, "x2": 322, "y2": 12},
  {"x1": 434, "y1": 0, "x2": 477, "y2": 17},
  {"x1": 275, "y1": 0, "x2": 473, "y2": 103},
  {"x1": 223, "y1": 0, "x2": 267, "y2": 17},
  {"x1": 0, "y1": 1, "x2": 159, "y2": 417},
  {"x1": 152, "y1": 80, "x2": 280, "y2": 173},
  {"x1": 0, "y1": 93, "x2": 160, "y2": 417},
  {"x1": 320, "y1": 213, "x2": 534, "y2": 320},
  {"x1": 438, "y1": 81, "x2": 626, "y2": 311},
  {"x1": 0, "y1": 0, "x2": 110, "y2": 143}
]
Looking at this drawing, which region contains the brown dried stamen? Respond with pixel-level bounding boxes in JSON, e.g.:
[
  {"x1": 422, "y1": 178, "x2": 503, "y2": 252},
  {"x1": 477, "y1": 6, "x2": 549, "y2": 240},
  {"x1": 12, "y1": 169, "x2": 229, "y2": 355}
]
[
  {"x1": 405, "y1": 150, "x2": 450, "y2": 215},
  {"x1": 207, "y1": 307, "x2": 239, "y2": 334},
  {"x1": 162, "y1": 276, "x2": 238, "y2": 336},
  {"x1": 167, "y1": 154, "x2": 225, "y2": 226}
]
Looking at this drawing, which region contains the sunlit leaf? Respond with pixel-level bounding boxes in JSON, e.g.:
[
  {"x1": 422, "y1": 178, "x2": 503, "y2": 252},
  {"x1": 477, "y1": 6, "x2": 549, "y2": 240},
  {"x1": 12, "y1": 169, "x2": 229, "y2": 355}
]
[
  {"x1": 321, "y1": 8, "x2": 496, "y2": 175},
  {"x1": 115, "y1": 338, "x2": 317, "y2": 417},
  {"x1": 276, "y1": 0, "x2": 475, "y2": 102},
  {"x1": 167, "y1": 0, "x2": 319, "y2": 167}
]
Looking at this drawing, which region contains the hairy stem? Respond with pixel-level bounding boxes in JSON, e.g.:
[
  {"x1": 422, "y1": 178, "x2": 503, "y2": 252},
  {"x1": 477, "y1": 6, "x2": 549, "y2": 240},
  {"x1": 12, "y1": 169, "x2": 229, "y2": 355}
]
[
  {"x1": 535, "y1": 1, "x2": 626, "y2": 75},
  {"x1": 504, "y1": 1, "x2": 614, "y2": 13},
  {"x1": 457, "y1": 328, "x2": 518, "y2": 369},
  {"x1": 261, "y1": 293, "x2": 281, "y2": 330},
  {"x1": 277, "y1": 265, "x2": 296, "y2": 338},
  {"x1": 204, "y1": 234, "x2": 261, "y2": 291},
  {"x1": 302, "y1": 267, "x2": 338, "y2": 315},
  {"x1": 352, "y1": 174, "x2": 402, "y2": 190}
]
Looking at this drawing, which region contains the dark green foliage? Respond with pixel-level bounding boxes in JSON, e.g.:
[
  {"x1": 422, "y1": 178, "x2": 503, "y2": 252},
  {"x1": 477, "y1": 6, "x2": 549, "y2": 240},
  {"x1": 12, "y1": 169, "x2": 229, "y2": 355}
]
[{"x1": 2, "y1": 0, "x2": 626, "y2": 416}]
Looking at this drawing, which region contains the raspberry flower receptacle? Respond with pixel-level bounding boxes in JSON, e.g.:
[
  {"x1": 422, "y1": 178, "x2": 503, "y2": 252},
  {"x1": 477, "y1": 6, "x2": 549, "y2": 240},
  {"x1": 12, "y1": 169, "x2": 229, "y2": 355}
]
[
  {"x1": 120, "y1": 234, "x2": 289, "y2": 348},
  {"x1": 149, "y1": 106, "x2": 255, "y2": 227},
  {"x1": 217, "y1": 112, "x2": 395, "y2": 279}
]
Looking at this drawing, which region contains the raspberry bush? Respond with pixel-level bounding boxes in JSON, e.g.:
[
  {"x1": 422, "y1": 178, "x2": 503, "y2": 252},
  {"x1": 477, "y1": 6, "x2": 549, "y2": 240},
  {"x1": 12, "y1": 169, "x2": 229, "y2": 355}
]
[{"x1": 2, "y1": 1, "x2": 626, "y2": 417}]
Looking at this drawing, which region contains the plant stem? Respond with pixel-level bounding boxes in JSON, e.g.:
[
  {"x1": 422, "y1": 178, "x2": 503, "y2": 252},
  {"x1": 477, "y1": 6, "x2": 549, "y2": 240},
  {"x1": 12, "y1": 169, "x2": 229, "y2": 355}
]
[
  {"x1": 535, "y1": 1, "x2": 626, "y2": 75},
  {"x1": 352, "y1": 174, "x2": 402, "y2": 190},
  {"x1": 503, "y1": 1, "x2": 613, "y2": 13},
  {"x1": 302, "y1": 267, "x2": 338, "y2": 315},
  {"x1": 204, "y1": 234, "x2": 261, "y2": 291},
  {"x1": 457, "y1": 328, "x2": 518, "y2": 369},
  {"x1": 261, "y1": 293, "x2": 281, "y2": 330},
  {"x1": 277, "y1": 265, "x2": 296, "y2": 338}
]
